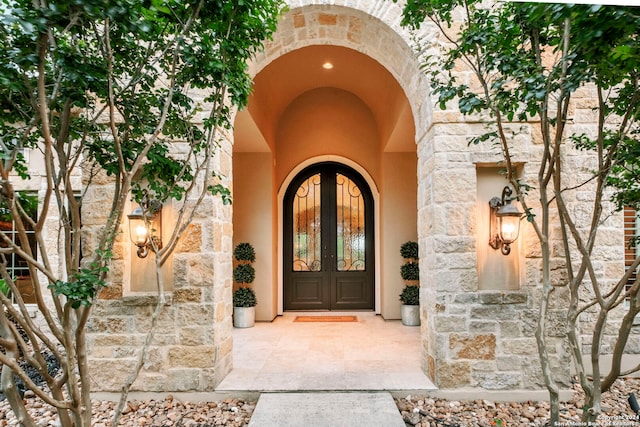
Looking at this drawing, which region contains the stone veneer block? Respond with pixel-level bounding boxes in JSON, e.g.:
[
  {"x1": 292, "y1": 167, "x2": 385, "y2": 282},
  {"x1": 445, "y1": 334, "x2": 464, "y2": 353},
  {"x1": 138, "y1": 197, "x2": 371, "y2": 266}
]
[
  {"x1": 173, "y1": 287, "x2": 202, "y2": 303},
  {"x1": 318, "y1": 13, "x2": 337, "y2": 25},
  {"x1": 90, "y1": 358, "x2": 138, "y2": 391},
  {"x1": 437, "y1": 361, "x2": 471, "y2": 388},
  {"x1": 473, "y1": 372, "x2": 522, "y2": 390},
  {"x1": 503, "y1": 292, "x2": 527, "y2": 304},
  {"x1": 449, "y1": 334, "x2": 496, "y2": 360},
  {"x1": 503, "y1": 338, "x2": 538, "y2": 355},
  {"x1": 86, "y1": 316, "x2": 129, "y2": 333},
  {"x1": 99, "y1": 283, "x2": 123, "y2": 299},
  {"x1": 179, "y1": 326, "x2": 208, "y2": 346},
  {"x1": 176, "y1": 223, "x2": 202, "y2": 253},
  {"x1": 292, "y1": 13, "x2": 305, "y2": 28},
  {"x1": 478, "y1": 292, "x2": 503, "y2": 305},
  {"x1": 168, "y1": 345, "x2": 216, "y2": 368}
]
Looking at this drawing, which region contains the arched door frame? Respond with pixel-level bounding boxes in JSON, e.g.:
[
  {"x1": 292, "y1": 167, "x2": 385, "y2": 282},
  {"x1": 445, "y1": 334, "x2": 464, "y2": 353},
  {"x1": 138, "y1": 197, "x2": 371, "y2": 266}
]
[{"x1": 278, "y1": 155, "x2": 381, "y2": 314}]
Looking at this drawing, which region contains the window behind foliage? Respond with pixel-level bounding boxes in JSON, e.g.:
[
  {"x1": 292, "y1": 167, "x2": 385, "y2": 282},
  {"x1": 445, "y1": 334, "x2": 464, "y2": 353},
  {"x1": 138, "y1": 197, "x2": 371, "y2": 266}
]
[
  {"x1": 625, "y1": 207, "x2": 640, "y2": 291},
  {"x1": 0, "y1": 193, "x2": 38, "y2": 304}
]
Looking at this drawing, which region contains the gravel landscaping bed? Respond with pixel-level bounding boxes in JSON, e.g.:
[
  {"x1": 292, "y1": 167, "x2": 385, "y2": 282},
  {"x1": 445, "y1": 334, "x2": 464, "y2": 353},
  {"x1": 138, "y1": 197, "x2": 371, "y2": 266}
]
[
  {"x1": 1, "y1": 378, "x2": 640, "y2": 426},
  {"x1": 0, "y1": 396, "x2": 257, "y2": 426},
  {"x1": 396, "y1": 378, "x2": 640, "y2": 426}
]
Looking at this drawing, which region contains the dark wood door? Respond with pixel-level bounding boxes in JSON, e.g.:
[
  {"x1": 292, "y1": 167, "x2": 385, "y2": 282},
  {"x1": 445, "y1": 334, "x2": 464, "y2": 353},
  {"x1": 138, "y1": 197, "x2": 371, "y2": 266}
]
[{"x1": 284, "y1": 163, "x2": 374, "y2": 311}]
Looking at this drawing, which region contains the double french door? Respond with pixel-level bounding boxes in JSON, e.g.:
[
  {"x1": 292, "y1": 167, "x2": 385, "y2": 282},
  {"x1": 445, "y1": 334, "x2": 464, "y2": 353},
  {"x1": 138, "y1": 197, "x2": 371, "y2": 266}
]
[{"x1": 284, "y1": 163, "x2": 374, "y2": 311}]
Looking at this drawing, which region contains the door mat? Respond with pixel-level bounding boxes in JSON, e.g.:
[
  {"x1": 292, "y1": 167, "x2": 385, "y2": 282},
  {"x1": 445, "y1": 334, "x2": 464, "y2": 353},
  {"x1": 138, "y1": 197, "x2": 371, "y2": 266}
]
[{"x1": 294, "y1": 316, "x2": 358, "y2": 322}]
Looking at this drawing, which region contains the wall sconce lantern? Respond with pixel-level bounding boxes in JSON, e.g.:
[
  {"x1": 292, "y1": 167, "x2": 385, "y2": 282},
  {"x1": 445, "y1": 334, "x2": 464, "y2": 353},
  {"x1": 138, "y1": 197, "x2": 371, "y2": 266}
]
[
  {"x1": 489, "y1": 186, "x2": 523, "y2": 256},
  {"x1": 127, "y1": 196, "x2": 162, "y2": 258}
]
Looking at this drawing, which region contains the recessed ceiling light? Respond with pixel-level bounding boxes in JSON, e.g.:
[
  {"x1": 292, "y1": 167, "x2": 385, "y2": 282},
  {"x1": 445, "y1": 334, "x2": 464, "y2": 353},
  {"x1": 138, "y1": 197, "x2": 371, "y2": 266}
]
[{"x1": 322, "y1": 62, "x2": 334, "y2": 70}]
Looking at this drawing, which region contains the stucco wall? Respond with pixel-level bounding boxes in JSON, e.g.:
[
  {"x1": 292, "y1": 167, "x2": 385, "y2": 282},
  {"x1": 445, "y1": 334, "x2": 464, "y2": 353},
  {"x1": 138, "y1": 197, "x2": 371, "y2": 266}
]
[
  {"x1": 233, "y1": 152, "x2": 277, "y2": 321},
  {"x1": 275, "y1": 87, "x2": 381, "y2": 188},
  {"x1": 381, "y1": 152, "x2": 418, "y2": 319}
]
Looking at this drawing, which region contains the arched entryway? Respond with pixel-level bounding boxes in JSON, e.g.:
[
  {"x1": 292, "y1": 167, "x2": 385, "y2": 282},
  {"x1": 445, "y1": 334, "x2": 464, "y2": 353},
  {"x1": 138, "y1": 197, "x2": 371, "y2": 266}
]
[
  {"x1": 283, "y1": 162, "x2": 374, "y2": 311},
  {"x1": 232, "y1": 4, "x2": 428, "y2": 323},
  {"x1": 226, "y1": 0, "x2": 435, "y2": 392}
]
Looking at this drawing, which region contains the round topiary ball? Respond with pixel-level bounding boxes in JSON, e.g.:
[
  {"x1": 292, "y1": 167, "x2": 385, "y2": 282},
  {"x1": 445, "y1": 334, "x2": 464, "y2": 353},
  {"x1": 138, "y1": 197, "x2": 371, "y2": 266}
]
[
  {"x1": 399, "y1": 285, "x2": 419, "y2": 305},
  {"x1": 400, "y1": 262, "x2": 420, "y2": 281},
  {"x1": 400, "y1": 241, "x2": 418, "y2": 260},
  {"x1": 233, "y1": 287, "x2": 257, "y2": 307},
  {"x1": 233, "y1": 263, "x2": 255, "y2": 284},
  {"x1": 234, "y1": 242, "x2": 256, "y2": 262}
]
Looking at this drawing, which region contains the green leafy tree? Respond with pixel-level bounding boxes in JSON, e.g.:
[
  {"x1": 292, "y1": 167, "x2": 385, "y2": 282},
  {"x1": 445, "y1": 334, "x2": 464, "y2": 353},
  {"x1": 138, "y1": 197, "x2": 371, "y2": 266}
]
[
  {"x1": 0, "y1": 0, "x2": 283, "y2": 425},
  {"x1": 400, "y1": 1, "x2": 640, "y2": 424}
]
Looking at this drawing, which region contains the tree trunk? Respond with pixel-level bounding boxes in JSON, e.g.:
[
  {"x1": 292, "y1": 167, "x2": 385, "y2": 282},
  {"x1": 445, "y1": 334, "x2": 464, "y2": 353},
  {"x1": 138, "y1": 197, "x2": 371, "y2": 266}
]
[{"x1": 0, "y1": 310, "x2": 35, "y2": 427}]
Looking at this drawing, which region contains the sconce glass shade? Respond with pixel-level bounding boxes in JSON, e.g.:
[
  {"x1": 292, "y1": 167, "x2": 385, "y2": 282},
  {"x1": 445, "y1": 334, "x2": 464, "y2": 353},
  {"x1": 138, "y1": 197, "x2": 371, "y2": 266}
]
[
  {"x1": 489, "y1": 186, "x2": 522, "y2": 256},
  {"x1": 128, "y1": 207, "x2": 149, "y2": 247},
  {"x1": 127, "y1": 204, "x2": 162, "y2": 258},
  {"x1": 497, "y1": 203, "x2": 521, "y2": 244}
]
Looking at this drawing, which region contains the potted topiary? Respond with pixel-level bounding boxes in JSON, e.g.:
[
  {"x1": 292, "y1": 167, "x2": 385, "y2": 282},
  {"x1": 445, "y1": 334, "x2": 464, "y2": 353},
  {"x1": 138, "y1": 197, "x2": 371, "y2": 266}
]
[
  {"x1": 399, "y1": 241, "x2": 420, "y2": 326},
  {"x1": 233, "y1": 242, "x2": 257, "y2": 328}
]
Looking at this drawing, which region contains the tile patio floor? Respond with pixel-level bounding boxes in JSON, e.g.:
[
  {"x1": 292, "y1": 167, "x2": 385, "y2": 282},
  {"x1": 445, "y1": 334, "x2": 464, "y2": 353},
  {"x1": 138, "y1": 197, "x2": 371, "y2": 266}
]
[{"x1": 216, "y1": 312, "x2": 437, "y2": 392}]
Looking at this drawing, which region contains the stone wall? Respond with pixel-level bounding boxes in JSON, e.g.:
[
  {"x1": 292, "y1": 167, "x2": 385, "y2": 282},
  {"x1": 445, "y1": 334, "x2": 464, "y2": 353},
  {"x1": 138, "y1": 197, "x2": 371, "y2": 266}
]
[
  {"x1": 419, "y1": 51, "x2": 630, "y2": 390},
  {"x1": 84, "y1": 139, "x2": 234, "y2": 392}
]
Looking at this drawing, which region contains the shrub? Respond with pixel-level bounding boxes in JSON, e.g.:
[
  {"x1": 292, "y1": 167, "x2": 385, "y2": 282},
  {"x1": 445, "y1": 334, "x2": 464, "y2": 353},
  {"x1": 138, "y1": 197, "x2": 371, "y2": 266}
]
[
  {"x1": 233, "y1": 287, "x2": 257, "y2": 307},
  {"x1": 399, "y1": 285, "x2": 419, "y2": 305},
  {"x1": 234, "y1": 242, "x2": 256, "y2": 262},
  {"x1": 233, "y1": 263, "x2": 255, "y2": 285},
  {"x1": 400, "y1": 241, "x2": 418, "y2": 260},
  {"x1": 400, "y1": 262, "x2": 419, "y2": 281}
]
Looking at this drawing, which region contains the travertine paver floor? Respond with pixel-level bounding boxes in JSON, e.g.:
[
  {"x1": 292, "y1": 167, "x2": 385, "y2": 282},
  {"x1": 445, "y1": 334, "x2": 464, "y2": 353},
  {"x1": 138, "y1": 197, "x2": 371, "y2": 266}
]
[{"x1": 216, "y1": 312, "x2": 436, "y2": 391}]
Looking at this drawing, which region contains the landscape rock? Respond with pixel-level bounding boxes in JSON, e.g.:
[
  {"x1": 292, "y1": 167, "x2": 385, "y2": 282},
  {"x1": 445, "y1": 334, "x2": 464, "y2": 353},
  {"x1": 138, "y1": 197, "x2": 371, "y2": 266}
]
[{"x1": 1, "y1": 378, "x2": 640, "y2": 426}]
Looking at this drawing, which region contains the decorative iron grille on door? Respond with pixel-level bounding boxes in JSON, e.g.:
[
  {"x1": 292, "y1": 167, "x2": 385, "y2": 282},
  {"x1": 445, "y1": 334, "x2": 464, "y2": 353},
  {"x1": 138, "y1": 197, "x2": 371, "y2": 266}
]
[
  {"x1": 293, "y1": 173, "x2": 322, "y2": 272},
  {"x1": 285, "y1": 162, "x2": 374, "y2": 311},
  {"x1": 335, "y1": 173, "x2": 365, "y2": 271}
]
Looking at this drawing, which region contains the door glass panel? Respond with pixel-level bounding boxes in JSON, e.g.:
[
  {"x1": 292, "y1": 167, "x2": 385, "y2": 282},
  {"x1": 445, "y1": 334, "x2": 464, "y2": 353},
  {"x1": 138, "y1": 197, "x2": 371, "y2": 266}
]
[
  {"x1": 292, "y1": 173, "x2": 322, "y2": 271},
  {"x1": 336, "y1": 173, "x2": 365, "y2": 271}
]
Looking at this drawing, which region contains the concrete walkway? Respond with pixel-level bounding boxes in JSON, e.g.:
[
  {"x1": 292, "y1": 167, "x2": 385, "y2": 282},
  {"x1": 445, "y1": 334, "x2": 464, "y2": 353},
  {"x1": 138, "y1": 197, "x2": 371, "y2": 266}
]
[{"x1": 248, "y1": 392, "x2": 405, "y2": 427}]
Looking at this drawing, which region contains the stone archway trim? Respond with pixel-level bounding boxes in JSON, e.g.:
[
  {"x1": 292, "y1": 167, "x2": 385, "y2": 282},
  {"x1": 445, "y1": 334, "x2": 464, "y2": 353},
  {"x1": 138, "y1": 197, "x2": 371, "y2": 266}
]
[{"x1": 249, "y1": 2, "x2": 434, "y2": 141}]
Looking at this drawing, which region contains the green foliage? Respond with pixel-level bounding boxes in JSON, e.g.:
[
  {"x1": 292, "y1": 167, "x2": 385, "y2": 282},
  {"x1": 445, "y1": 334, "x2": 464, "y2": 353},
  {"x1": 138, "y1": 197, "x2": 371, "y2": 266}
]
[
  {"x1": 233, "y1": 263, "x2": 255, "y2": 285},
  {"x1": 0, "y1": 0, "x2": 285, "y2": 204},
  {"x1": 0, "y1": 192, "x2": 38, "y2": 223},
  {"x1": 234, "y1": 242, "x2": 256, "y2": 262},
  {"x1": 233, "y1": 286, "x2": 257, "y2": 308},
  {"x1": 400, "y1": 241, "x2": 419, "y2": 260},
  {"x1": 0, "y1": 0, "x2": 282, "y2": 423},
  {"x1": 0, "y1": 279, "x2": 9, "y2": 297},
  {"x1": 48, "y1": 250, "x2": 112, "y2": 309},
  {"x1": 399, "y1": 1, "x2": 640, "y2": 423},
  {"x1": 399, "y1": 1, "x2": 640, "y2": 209},
  {"x1": 400, "y1": 262, "x2": 420, "y2": 281},
  {"x1": 208, "y1": 182, "x2": 232, "y2": 206},
  {"x1": 608, "y1": 132, "x2": 640, "y2": 211},
  {"x1": 399, "y1": 285, "x2": 419, "y2": 305}
]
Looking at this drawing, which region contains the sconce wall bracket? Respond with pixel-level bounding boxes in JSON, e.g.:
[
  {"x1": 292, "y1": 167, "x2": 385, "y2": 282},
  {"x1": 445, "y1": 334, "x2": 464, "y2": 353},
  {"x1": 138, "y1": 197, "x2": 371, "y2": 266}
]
[{"x1": 488, "y1": 196, "x2": 504, "y2": 251}]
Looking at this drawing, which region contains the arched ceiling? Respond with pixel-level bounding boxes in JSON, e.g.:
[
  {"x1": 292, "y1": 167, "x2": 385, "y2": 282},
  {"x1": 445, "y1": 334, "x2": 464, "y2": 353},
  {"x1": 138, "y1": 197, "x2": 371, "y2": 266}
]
[{"x1": 234, "y1": 45, "x2": 415, "y2": 153}]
